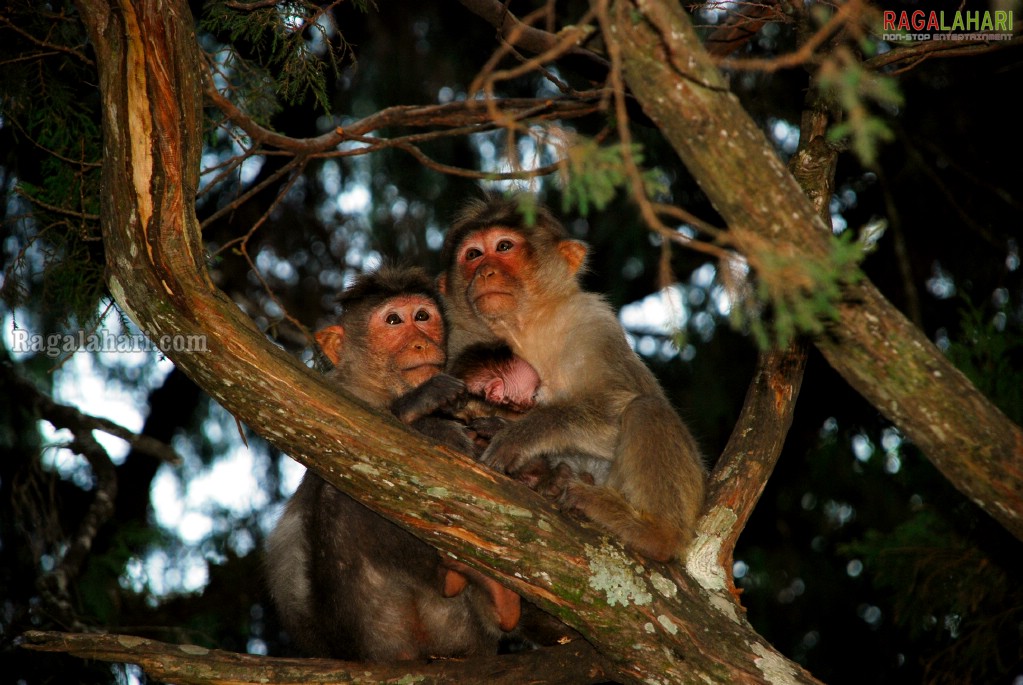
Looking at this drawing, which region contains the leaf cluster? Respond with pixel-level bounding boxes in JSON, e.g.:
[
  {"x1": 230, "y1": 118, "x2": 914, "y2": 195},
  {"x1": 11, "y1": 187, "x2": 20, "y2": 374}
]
[
  {"x1": 559, "y1": 138, "x2": 668, "y2": 217},
  {"x1": 200, "y1": 0, "x2": 361, "y2": 117},
  {"x1": 842, "y1": 507, "x2": 1023, "y2": 684},
  {"x1": 0, "y1": 0, "x2": 106, "y2": 326},
  {"x1": 737, "y1": 229, "x2": 866, "y2": 349},
  {"x1": 945, "y1": 294, "x2": 1023, "y2": 424},
  {"x1": 817, "y1": 46, "x2": 903, "y2": 168}
]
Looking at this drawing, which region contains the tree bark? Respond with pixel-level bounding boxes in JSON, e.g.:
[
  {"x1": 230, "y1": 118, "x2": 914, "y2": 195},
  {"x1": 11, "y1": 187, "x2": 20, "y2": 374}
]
[
  {"x1": 607, "y1": 0, "x2": 1023, "y2": 540},
  {"x1": 21, "y1": 630, "x2": 612, "y2": 685}
]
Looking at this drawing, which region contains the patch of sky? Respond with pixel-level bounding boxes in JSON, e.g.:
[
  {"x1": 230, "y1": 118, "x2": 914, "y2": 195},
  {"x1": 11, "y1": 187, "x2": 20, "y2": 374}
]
[
  {"x1": 926, "y1": 261, "x2": 956, "y2": 299},
  {"x1": 824, "y1": 499, "x2": 856, "y2": 528},
  {"x1": 852, "y1": 432, "x2": 874, "y2": 462},
  {"x1": 769, "y1": 118, "x2": 800, "y2": 156}
]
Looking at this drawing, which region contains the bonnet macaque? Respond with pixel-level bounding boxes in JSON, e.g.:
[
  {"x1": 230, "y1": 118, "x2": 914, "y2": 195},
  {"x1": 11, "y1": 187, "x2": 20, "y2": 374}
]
[
  {"x1": 438, "y1": 195, "x2": 707, "y2": 562},
  {"x1": 264, "y1": 267, "x2": 518, "y2": 661}
]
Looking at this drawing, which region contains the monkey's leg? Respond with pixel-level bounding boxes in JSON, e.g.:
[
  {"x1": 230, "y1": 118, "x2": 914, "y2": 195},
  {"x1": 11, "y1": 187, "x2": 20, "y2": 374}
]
[
  {"x1": 562, "y1": 481, "x2": 682, "y2": 562},
  {"x1": 439, "y1": 559, "x2": 521, "y2": 632}
]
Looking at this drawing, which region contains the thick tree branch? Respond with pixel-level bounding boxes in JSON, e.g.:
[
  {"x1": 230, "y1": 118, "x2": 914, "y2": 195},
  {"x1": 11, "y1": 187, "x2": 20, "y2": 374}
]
[
  {"x1": 21, "y1": 630, "x2": 612, "y2": 685},
  {"x1": 608, "y1": 0, "x2": 1023, "y2": 542}
]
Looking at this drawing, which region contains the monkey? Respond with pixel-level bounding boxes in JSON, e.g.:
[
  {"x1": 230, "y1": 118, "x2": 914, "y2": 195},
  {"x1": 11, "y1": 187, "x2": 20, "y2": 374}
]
[
  {"x1": 264, "y1": 266, "x2": 520, "y2": 661},
  {"x1": 437, "y1": 195, "x2": 708, "y2": 563}
]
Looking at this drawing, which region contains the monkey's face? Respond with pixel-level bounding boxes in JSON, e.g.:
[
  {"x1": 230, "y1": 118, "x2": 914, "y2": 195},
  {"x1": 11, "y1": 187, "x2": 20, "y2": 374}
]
[
  {"x1": 464, "y1": 358, "x2": 539, "y2": 411},
  {"x1": 367, "y1": 294, "x2": 447, "y2": 392},
  {"x1": 453, "y1": 227, "x2": 530, "y2": 318}
]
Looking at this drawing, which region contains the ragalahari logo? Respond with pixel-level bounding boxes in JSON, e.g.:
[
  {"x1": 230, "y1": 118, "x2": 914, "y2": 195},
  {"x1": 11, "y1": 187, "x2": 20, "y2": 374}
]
[{"x1": 881, "y1": 8, "x2": 1015, "y2": 42}]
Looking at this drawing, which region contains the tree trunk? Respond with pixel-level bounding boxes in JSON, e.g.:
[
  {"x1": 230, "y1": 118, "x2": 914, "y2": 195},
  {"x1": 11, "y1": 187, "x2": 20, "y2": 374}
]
[{"x1": 608, "y1": 0, "x2": 1023, "y2": 540}]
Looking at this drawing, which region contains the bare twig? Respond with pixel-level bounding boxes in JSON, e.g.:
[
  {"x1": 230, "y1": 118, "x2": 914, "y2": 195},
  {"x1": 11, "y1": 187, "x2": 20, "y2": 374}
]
[
  {"x1": 864, "y1": 33, "x2": 1023, "y2": 73},
  {"x1": 716, "y1": 0, "x2": 862, "y2": 72},
  {"x1": 1, "y1": 363, "x2": 182, "y2": 465}
]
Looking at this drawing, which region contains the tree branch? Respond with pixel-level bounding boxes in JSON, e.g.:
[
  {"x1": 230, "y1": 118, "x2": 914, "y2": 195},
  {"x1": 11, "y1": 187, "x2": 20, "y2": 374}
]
[
  {"x1": 20, "y1": 630, "x2": 613, "y2": 685},
  {"x1": 609, "y1": 0, "x2": 1023, "y2": 543}
]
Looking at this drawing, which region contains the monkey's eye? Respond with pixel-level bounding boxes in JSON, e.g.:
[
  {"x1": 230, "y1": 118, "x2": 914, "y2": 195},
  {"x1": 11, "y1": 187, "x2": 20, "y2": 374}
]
[
  {"x1": 464, "y1": 247, "x2": 483, "y2": 261},
  {"x1": 385, "y1": 313, "x2": 403, "y2": 325},
  {"x1": 414, "y1": 309, "x2": 431, "y2": 322},
  {"x1": 496, "y1": 239, "x2": 514, "y2": 252}
]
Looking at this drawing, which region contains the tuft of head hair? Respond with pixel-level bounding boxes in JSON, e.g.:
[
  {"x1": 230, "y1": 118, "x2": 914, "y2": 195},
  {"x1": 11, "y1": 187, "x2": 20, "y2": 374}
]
[
  {"x1": 441, "y1": 193, "x2": 570, "y2": 269},
  {"x1": 337, "y1": 265, "x2": 439, "y2": 322}
]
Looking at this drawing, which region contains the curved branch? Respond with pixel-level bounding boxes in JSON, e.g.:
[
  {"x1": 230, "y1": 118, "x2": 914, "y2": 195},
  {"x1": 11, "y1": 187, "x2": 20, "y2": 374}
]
[
  {"x1": 610, "y1": 0, "x2": 1023, "y2": 542},
  {"x1": 701, "y1": 343, "x2": 807, "y2": 596}
]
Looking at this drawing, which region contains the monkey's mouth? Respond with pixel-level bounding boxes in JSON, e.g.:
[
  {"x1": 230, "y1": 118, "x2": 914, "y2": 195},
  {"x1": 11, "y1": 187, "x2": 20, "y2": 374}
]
[
  {"x1": 404, "y1": 362, "x2": 443, "y2": 374},
  {"x1": 471, "y1": 290, "x2": 514, "y2": 312}
]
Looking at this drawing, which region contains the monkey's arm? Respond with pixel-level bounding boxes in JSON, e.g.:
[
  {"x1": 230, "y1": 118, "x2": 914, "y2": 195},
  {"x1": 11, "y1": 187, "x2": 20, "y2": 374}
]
[
  {"x1": 478, "y1": 399, "x2": 619, "y2": 475},
  {"x1": 390, "y1": 373, "x2": 467, "y2": 424}
]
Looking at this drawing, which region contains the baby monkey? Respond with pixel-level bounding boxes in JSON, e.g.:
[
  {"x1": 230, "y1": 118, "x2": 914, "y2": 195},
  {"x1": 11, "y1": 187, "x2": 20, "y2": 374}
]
[
  {"x1": 447, "y1": 343, "x2": 609, "y2": 496},
  {"x1": 450, "y1": 343, "x2": 540, "y2": 414}
]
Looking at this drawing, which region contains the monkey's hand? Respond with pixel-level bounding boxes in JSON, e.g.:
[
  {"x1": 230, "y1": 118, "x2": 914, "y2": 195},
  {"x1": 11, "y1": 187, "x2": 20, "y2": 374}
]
[
  {"x1": 391, "y1": 373, "x2": 467, "y2": 424},
  {"x1": 467, "y1": 416, "x2": 508, "y2": 440},
  {"x1": 410, "y1": 415, "x2": 478, "y2": 455},
  {"x1": 465, "y1": 416, "x2": 509, "y2": 456},
  {"x1": 478, "y1": 428, "x2": 535, "y2": 475}
]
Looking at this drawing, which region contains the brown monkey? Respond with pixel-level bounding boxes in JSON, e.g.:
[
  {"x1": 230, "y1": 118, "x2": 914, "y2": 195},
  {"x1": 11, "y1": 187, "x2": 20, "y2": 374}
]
[
  {"x1": 264, "y1": 266, "x2": 519, "y2": 661},
  {"x1": 438, "y1": 195, "x2": 707, "y2": 563}
]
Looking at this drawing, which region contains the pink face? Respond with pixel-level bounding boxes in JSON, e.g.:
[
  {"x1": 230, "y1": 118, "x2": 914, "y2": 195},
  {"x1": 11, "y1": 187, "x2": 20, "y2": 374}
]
[
  {"x1": 454, "y1": 227, "x2": 531, "y2": 318},
  {"x1": 367, "y1": 294, "x2": 446, "y2": 390}
]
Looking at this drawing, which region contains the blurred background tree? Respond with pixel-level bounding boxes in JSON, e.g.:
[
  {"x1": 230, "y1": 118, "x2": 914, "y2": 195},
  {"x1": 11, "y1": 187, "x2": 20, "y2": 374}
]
[{"x1": 1, "y1": 0, "x2": 1021, "y2": 683}]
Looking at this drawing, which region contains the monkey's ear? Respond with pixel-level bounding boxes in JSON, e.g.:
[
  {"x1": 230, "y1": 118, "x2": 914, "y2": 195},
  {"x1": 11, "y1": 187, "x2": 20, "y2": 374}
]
[
  {"x1": 484, "y1": 378, "x2": 506, "y2": 405},
  {"x1": 436, "y1": 273, "x2": 449, "y2": 296},
  {"x1": 557, "y1": 239, "x2": 588, "y2": 276},
  {"x1": 314, "y1": 325, "x2": 345, "y2": 366}
]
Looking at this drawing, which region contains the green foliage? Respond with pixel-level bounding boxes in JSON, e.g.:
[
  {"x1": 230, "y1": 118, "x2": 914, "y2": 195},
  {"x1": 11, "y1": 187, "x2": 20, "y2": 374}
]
[
  {"x1": 817, "y1": 46, "x2": 903, "y2": 168},
  {"x1": 945, "y1": 294, "x2": 1023, "y2": 423},
  {"x1": 740, "y1": 229, "x2": 865, "y2": 350},
  {"x1": 77, "y1": 523, "x2": 170, "y2": 625},
  {"x1": 838, "y1": 303, "x2": 1023, "y2": 684},
  {"x1": 842, "y1": 508, "x2": 1023, "y2": 684},
  {"x1": 201, "y1": 0, "x2": 360, "y2": 117},
  {"x1": 559, "y1": 139, "x2": 668, "y2": 217},
  {"x1": 0, "y1": 0, "x2": 107, "y2": 326}
]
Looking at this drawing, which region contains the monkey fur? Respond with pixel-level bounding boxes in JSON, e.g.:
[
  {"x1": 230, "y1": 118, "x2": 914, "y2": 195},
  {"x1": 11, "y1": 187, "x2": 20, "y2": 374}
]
[
  {"x1": 264, "y1": 266, "x2": 518, "y2": 661},
  {"x1": 438, "y1": 196, "x2": 707, "y2": 562}
]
